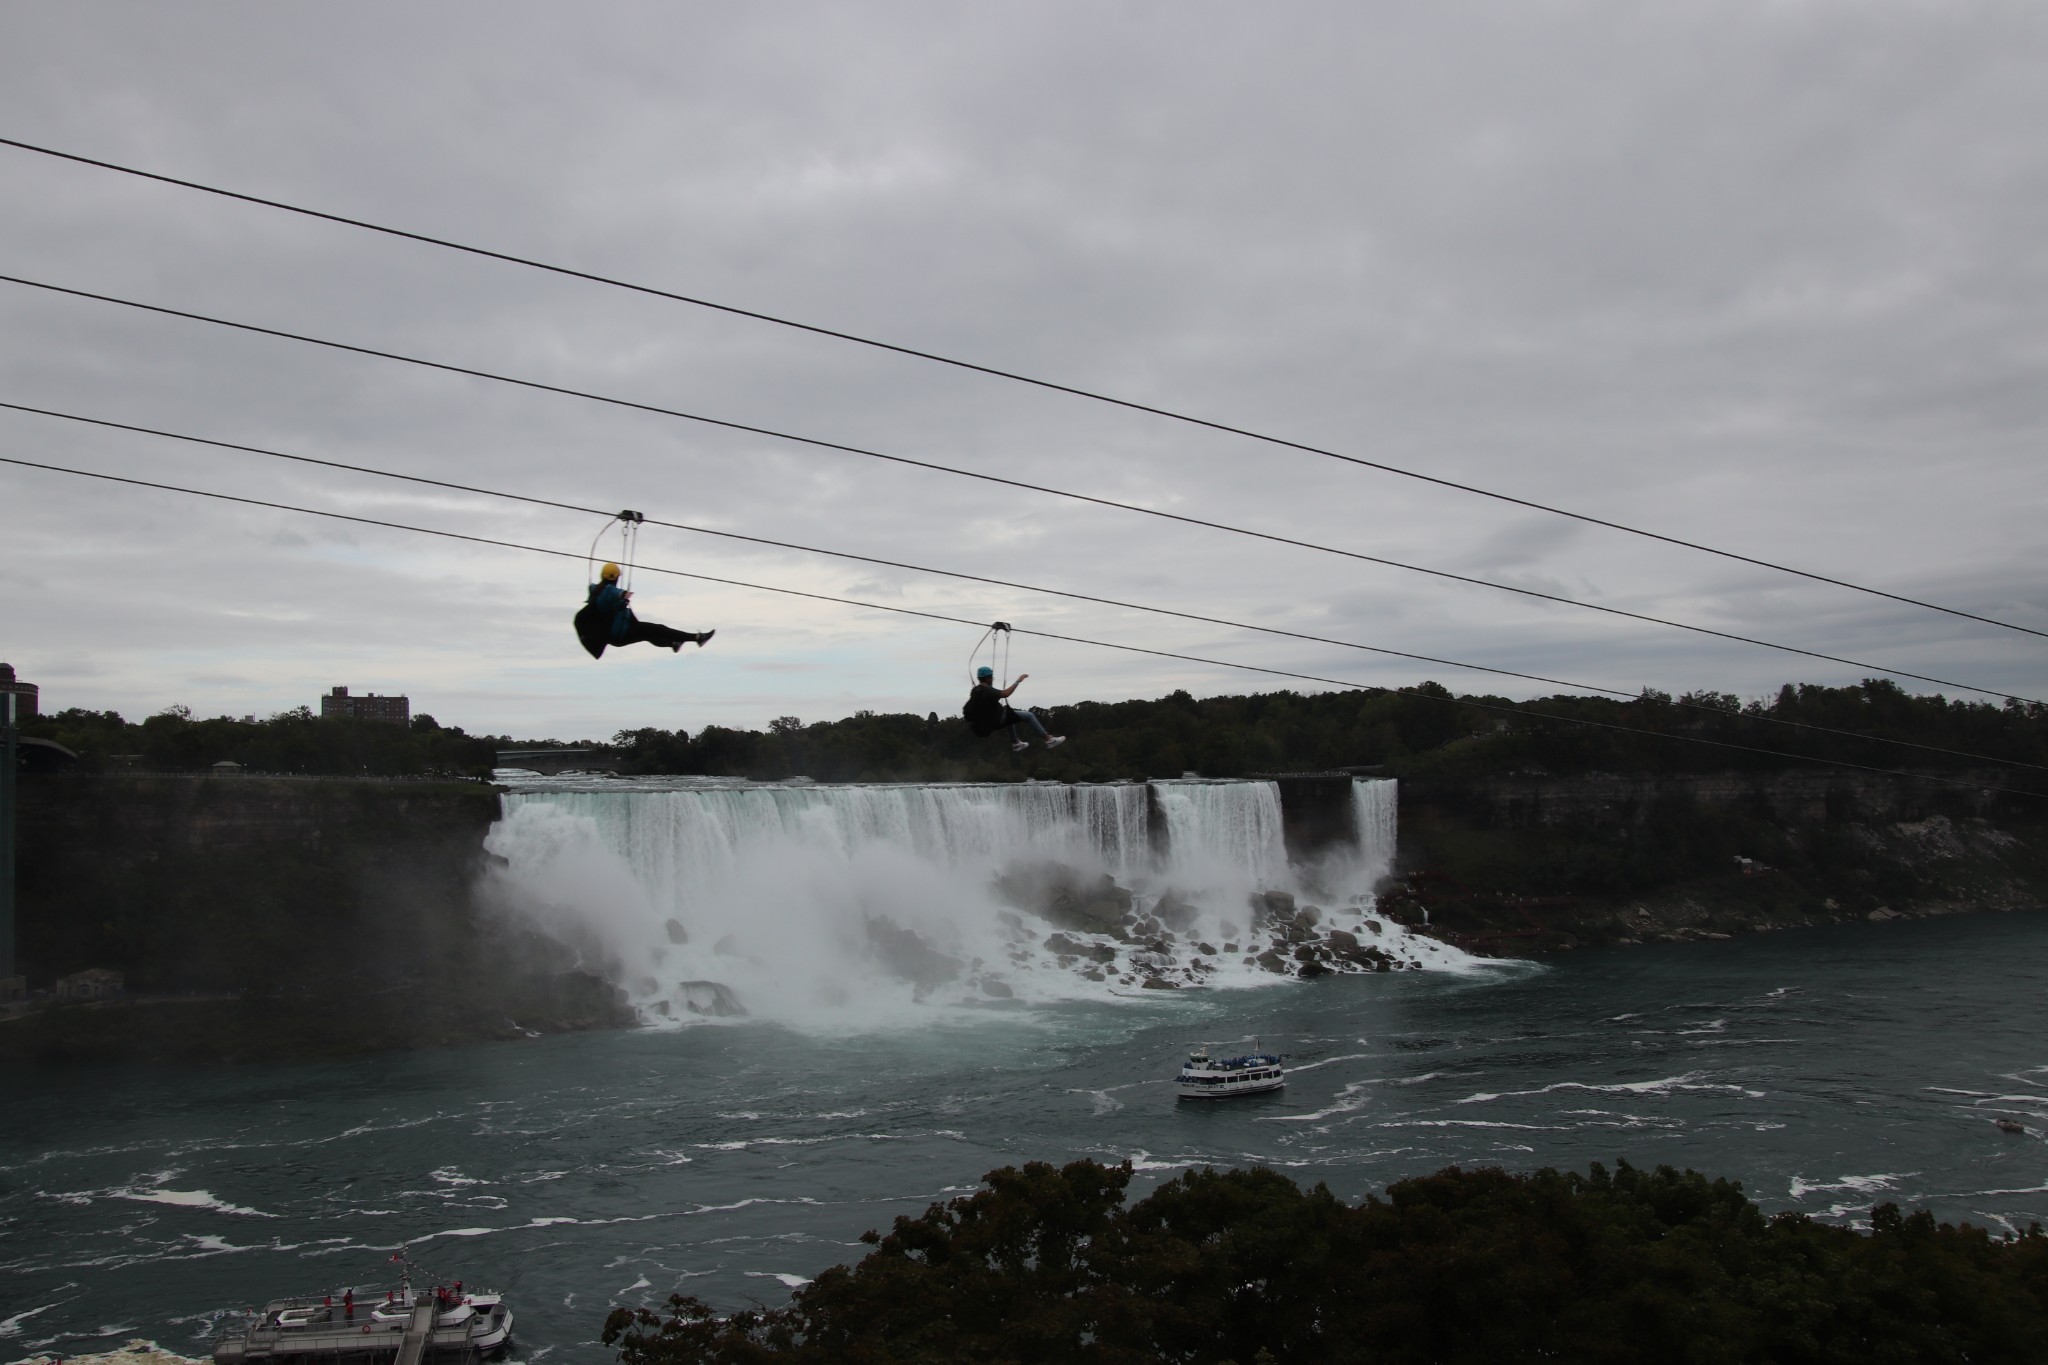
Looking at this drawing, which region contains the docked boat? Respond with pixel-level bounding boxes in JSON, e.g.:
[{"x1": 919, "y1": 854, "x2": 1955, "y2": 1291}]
[
  {"x1": 1177, "y1": 1040, "x2": 1285, "y2": 1099},
  {"x1": 214, "y1": 1257, "x2": 511, "y2": 1365}
]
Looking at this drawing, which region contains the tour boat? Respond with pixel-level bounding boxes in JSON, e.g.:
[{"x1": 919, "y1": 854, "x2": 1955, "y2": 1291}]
[
  {"x1": 1177, "y1": 1040, "x2": 1285, "y2": 1099},
  {"x1": 214, "y1": 1256, "x2": 512, "y2": 1365}
]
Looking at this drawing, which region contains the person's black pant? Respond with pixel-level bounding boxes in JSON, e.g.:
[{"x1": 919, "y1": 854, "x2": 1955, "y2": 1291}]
[{"x1": 619, "y1": 621, "x2": 696, "y2": 648}]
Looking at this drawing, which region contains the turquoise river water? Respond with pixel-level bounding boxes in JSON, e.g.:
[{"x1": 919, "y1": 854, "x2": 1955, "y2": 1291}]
[{"x1": 5, "y1": 911, "x2": 2047, "y2": 1362}]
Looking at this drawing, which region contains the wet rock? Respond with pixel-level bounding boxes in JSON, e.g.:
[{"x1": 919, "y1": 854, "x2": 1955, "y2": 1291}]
[
  {"x1": 664, "y1": 918, "x2": 689, "y2": 945},
  {"x1": 1082, "y1": 967, "x2": 1106, "y2": 981},
  {"x1": 1362, "y1": 918, "x2": 1382, "y2": 935},
  {"x1": 1141, "y1": 977, "x2": 1178, "y2": 990},
  {"x1": 1255, "y1": 949, "x2": 1288, "y2": 973},
  {"x1": 1195, "y1": 941, "x2": 1219, "y2": 956},
  {"x1": 1249, "y1": 890, "x2": 1296, "y2": 922},
  {"x1": 1868, "y1": 906, "x2": 1902, "y2": 921},
  {"x1": 1080, "y1": 900, "x2": 1130, "y2": 931},
  {"x1": 1044, "y1": 932, "x2": 1116, "y2": 964},
  {"x1": 996, "y1": 865, "x2": 1132, "y2": 932},
  {"x1": 1292, "y1": 943, "x2": 1324, "y2": 963},
  {"x1": 1326, "y1": 929, "x2": 1360, "y2": 951},
  {"x1": 866, "y1": 918, "x2": 965, "y2": 989},
  {"x1": 1154, "y1": 889, "x2": 1200, "y2": 931},
  {"x1": 676, "y1": 980, "x2": 744, "y2": 1017},
  {"x1": 981, "y1": 978, "x2": 1015, "y2": 999},
  {"x1": 1222, "y1": 942, "x2": 1239, "y2": 954},
  {"x1": 1297, "y1": 905, "x2": 1323, "y2": 928},
  {"x1": 1297, "y1": 960, "x2": 1332, "y2": 979}
]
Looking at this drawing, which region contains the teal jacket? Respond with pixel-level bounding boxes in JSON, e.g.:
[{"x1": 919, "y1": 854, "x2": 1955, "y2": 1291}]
[{"x1": 587, "y1": 582, "x2": 636, "y2": 642}]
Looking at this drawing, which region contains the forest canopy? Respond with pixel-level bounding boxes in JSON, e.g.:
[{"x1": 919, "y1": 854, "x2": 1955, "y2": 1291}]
[
  {"x1": 606, "y1": 679, "x2": 2046, "y2": 786},
  {"x1": 22, "y1": 678, "x2": 2042, "y2": 787},
  {"x1": 603, "y1": 1157, "x2": 2048, "y2": 1364}
]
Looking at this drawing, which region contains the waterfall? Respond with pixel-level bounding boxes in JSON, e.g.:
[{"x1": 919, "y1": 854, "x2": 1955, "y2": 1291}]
[
  {"x1": 485, "y1": 775, "x2": 1460, "y2": 1026},
  {"x1": 1352, "y1": 778, "x2": 1398, "y2": 880}
]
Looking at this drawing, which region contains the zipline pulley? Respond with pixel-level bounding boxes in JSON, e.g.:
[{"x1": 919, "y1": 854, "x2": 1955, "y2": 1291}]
[
  {"x1": 587, "y1": 508, "x2": 646, "y2": 591},
  {"x1": 968, "y1": 620, "x2": 1013, "y2": 687}
]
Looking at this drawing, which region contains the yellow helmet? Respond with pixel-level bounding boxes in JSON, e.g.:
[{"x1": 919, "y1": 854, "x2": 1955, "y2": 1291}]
[{"x1": 599, "y1": 562, "x2": 622, "y2": 583}]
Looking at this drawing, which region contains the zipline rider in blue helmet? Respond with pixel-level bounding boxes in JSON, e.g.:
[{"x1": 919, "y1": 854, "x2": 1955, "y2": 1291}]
[
  {"x1": 964, "y1": 666, "x2": 1065, "y2": 752},
  {"x1": 574, "y1": 562, "x2": 715, "y2": 659}
]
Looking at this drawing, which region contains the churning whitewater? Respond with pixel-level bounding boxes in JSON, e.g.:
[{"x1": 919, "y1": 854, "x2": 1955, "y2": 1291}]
[{"x1": 485, "y1": 776, "x2": 1469, "y2": 1025}]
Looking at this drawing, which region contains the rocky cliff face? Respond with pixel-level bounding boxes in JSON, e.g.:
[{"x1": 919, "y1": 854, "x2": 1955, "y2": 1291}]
[
  {"x1": 4, "y1": 775, "x2": 630, "y2": 1061},
  {"x1": 1389, "y1": 768, "x2": 2048, "y2": 954}
]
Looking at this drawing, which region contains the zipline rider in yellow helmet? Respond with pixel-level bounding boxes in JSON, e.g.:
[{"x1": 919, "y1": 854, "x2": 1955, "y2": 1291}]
[{"x1": 573, "y1": 562, "x2": 715, "y2": 659}]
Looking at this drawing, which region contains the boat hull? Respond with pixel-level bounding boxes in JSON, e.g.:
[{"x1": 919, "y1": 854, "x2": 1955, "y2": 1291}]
[{"x1": 1177, "y1": 1077, "x2": 1285, "y2": 1099}]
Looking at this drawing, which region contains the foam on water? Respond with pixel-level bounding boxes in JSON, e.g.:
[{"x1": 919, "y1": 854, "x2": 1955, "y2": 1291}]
[{"x1": 486, "y1": 777, "x2": 1453, "y2": 1024}]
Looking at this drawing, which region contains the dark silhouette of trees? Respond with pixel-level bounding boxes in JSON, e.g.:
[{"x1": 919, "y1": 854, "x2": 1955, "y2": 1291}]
[
  {"x1": 600, "y1": 680, "x2": 2048, "y2": 787},
  {"x1": 603, "y1": 1158, "x2": 2048, "y2": 1364},
  {"x1": 25, "y1": 705, "x2": 501, "y2": 776}
]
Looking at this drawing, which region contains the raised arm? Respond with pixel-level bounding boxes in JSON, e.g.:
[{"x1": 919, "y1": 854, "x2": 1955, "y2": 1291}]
[{"x1": 998, "y1": 673, "x2": 1029, "y2": 698}]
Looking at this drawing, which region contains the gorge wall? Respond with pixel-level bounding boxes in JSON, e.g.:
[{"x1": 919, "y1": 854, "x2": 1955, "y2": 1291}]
[
  {"x1": 8, "y1": 764, "x2": 2041, "y2": 1060},
  {"x1": 2, "y1": 775, "x2": 629, "y2": 1062},
  {"x1": 1388, "y1": 767, "x2": 2048, "y2": 953}
]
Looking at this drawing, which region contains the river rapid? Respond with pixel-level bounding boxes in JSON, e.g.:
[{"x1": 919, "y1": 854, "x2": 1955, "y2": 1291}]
[{"x1": 5, "y1": 778, "x2": 2047, "y2": 1362}]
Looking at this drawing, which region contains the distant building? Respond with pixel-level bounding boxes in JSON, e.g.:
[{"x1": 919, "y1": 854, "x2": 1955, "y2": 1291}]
[
  {"x1": 319, "y1": 685, "x2": 410, "y2": 725},
  {"x1": 0, "y1": 662, "x2": 37, "y2": 721},
  {"x1": 56, "y1": 968, "x2": 124, "y2": 1000}
]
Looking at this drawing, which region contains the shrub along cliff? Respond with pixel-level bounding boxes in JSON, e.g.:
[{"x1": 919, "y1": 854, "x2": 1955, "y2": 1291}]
[
  {"x1": 2, "y1": 774, "x2": 629, "y2": 1063},
  {"x1": 602, "y1": 1157, "x2": 2048, "y2": 1364}
]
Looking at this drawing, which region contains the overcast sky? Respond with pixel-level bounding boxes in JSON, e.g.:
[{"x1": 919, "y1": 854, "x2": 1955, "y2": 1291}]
[{"x1": 1, "y1": 2, "x2": 2043, "y2": 742}]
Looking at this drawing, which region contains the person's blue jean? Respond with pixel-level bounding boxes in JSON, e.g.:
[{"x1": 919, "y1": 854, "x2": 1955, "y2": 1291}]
[{"x1": 1005, "y1": 706, "x2": 1050, "y2": 741}]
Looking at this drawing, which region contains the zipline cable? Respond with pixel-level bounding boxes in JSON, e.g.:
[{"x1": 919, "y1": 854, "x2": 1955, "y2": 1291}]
[
  {"x1": 5, "y1": 133, "x2": 2037, "y2": 643},
  {"x1": 3, "y1": 448, "x2": 2044, "y2": 781},
  {"x1": 6, "y1": 399, "x2": 2044, "y2": 766},
  {"x1": 0, "y1": 292, "x2": 2028, "y2": 705}
]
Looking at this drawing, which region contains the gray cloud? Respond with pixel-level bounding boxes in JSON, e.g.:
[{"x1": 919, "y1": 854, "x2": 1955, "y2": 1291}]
[{"x1": 2, "y1": 1, "x2": 2043, "y2": 739}]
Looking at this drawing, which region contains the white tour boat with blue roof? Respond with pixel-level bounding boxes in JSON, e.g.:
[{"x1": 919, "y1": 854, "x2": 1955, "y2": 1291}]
[{"x1": 1176, "y1": 1040, "x2": 1285, "y2": 1099}]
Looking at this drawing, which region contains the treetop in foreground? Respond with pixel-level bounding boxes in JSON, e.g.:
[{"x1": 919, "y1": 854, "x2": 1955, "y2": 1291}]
[{"x1": 602, "y1": 1158, "x2": 2048, "y2": 1364}]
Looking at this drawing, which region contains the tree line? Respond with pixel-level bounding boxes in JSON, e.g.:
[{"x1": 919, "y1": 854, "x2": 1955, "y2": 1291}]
[
  {"x1": 22, "y1": 678, "x2": 2043, "y2": 786},
  {"x1": 609, "y1": 679, "x2": 2047, "y2": 786},
  {"x1": 22, "y1": 705, "x2": 503, "y2": 777},
  {"x1": 603, "y1": 1156, "x2": 2048, "y2": 1363}
]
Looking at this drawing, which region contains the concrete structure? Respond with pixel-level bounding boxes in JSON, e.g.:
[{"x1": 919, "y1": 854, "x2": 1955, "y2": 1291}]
[
  {"x1": 320, "y1": 685, "x2": 410, "y2": 725},
  {"x1": 55, "y1": 967, "x2": 124, "y2": 1000},
  {"x1": 1, "y1": 670, "x2": 17, "y2": 982},
  {"x1": 0, "y1": 663, "x2": 37, "y2": 721}
]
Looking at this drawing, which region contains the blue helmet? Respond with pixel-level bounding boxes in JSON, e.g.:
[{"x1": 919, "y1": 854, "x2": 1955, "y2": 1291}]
[{"x1": 977, "y1": 666, "x2": 994, "y2": 680}]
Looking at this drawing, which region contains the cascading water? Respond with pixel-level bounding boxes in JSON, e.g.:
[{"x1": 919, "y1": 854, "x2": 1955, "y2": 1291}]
[{"x1": 484, "y1": 775, "x2": 1469, "y2": 1026}]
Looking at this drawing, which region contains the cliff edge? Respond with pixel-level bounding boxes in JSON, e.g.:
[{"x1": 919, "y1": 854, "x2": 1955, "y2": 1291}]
[{"x1": 0, "y1": 774, "x2": 631, "y2": 1063}]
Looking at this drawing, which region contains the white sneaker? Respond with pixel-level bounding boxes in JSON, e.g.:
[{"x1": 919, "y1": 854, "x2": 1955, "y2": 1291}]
[
  {"x1": 1045, "y1": 735, "x2": 1066, "y2": 748},
  {"x1": 1011, "y1": 741, "x2": 1029, "y2": 752}
]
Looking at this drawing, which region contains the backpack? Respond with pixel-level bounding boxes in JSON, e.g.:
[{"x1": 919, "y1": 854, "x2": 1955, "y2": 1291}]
[
  {"x1": 962, "y1": 688, "x2": 1004, "y2": 737},
  {"x1": 572, "y1": 604, "x2": 610, "y2": 660}
]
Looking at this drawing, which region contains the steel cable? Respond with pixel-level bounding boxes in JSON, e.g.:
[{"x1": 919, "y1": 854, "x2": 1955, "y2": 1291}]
[
  {"x1": 3, "y1": 449, "x2": 2042, "y2": 787},
  {"x1": 4, "y1": 133, "x2": 2038, "y2": 641},
  {"x1": 0, "y1": 284, "x2": 2031, "y2": 706}
]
